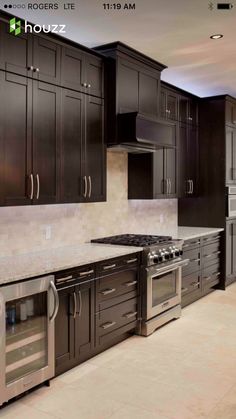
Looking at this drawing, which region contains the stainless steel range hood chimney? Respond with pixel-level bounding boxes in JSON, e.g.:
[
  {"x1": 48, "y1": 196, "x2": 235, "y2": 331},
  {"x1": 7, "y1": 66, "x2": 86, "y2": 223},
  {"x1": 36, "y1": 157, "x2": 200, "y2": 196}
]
[{"x1": 108, "y1": 112, "x2": 176, "y2": 153}]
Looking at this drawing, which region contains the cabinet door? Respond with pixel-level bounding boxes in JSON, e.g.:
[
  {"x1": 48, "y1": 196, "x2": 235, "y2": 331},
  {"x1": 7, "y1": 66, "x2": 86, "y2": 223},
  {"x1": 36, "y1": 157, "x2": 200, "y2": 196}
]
[
  {"x1": 232, "y1": 222, "x2": 236, "y2": 276},
  {"x1": 85, "y1": 54, "x2": 104, "y2": 98},
  {"x1": 117, "y1": 58, "x2": 139, "y2": 113},
  {"x1": 75, "y1": 281, "x2": 95, "y2": 361},
  {"x1": 32, "y1": 82, "x2": 60, "y2": 204},
  {"x1": 0, "y1": 72, "x2": 32, "y2": 206},
  {"x1": 187, "y1": 125, "x2": 198, "y2": 196},
  {"x1": 226, "y1": 127, "x2": 236, "y2": 184},
  {"x1": 178, "y1": 123, "x2": 188, "y2": 197},
  {"x1": 0, "y1": 20, "x2": 33, "y2": 77},
  {"x1": 160, "y1": 88, "x2": 167, "y2": 119},
  {"x1": 179, "y1": 96, "x2": 188, "y2": 123},
  {"x1": 139, "y1": 67, "x2": 160, "y2": 118},
  {"x1": 153, "y1": 149, "x2": 165, "y2": 197},
  {"x1": 33, "y1": 36, "x2": 61, "y2": 85},
  {"x1": 165, "y1": 148, "x2": 177, "y2": 197},
  {"x1": 61, "y1": 90, "x2": 84, "y2": 203},
  {"x1": 188, "y1": 99, "x2": 198, "y2": 125},
  {"x1": 226, "y1": 221, "x2": 232, "y2": 277},
  {"x1": 166, "y1": 91, "x2": 178, "y2": 121},
  {"x1": 55, "y1": 288, "x2": 75, "y2": 375},
  {"x1": 85, "y1": 96, "x2": 106, "y2": 202},
  {"x1": 61, "y1": 47, "x2": 86, "y2": 93},
  {"x1": 226, "y1": 100, "x2": 236, "y2": 127}
]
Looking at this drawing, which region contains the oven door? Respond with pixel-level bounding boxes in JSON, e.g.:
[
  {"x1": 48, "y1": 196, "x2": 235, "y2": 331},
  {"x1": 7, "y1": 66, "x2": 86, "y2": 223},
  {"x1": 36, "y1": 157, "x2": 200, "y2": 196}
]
[{"x1": 146, "y1": 259, "x2": 189, "y2": 319}]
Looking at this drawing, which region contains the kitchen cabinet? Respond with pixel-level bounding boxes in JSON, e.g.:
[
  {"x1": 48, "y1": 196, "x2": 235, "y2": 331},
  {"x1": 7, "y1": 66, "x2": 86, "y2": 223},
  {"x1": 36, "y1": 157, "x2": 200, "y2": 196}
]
[
  {"x1": 178, "y1": 123, "x2": 198, "y2": 197},
  {"x1": 61, "y1": 47, "x2": 103, "y2": 97},
  {"x1": 55, "y1": 254, "x2": 139, "y2": 375},
  {"x1": 160, "y1": 86, "x2": 178, "y2": 121},
  {"x1": 0, "y1": 72, "x2": 60, "y2": 206},
  {"x1": 94, "y1": 42, "x2": 166, "y2": 144},
  {"x1": 226, "y1": 219, "x2": 236, "y2": 285},
  {"x1": 226, "y1": 127, "x2": 236, "y2": 184},
  {"x1": 55, "y1": 265, "x2": 95, "y2": 376},
  {"x1": 181, "y1": 233, "x2": 222, "y2": 307},
  {"x1": 61, "y1": 91, "x2": 105, "y2": 203},
  {"x1": 179, "y1": 95, "x2": 198, "y2": 125},
  {"x1": 117, "y1": 56, "x2": 160, "y2": 118},
  {"x1": 128, "y1": 147, "x2": 177, "y2": 199},
  {"x1": 225, "y1": 98, "x2": 236, "y2": 127},
  {"x1": 32, "y1": 36, "x2": 61, "y2": 85}
]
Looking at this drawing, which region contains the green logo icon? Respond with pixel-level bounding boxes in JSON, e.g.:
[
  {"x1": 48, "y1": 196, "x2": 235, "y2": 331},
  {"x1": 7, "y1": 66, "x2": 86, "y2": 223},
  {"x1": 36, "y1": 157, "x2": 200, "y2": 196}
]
[{"x1": 9, "y1": 18, "x2": 21, "y2": 36}]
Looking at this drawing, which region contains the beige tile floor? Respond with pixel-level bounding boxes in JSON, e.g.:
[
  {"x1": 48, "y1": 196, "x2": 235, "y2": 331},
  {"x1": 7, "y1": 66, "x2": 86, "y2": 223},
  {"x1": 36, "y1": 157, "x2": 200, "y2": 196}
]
[{"x1": 1, "y1": 283, "x2": 236, "y2": 419}]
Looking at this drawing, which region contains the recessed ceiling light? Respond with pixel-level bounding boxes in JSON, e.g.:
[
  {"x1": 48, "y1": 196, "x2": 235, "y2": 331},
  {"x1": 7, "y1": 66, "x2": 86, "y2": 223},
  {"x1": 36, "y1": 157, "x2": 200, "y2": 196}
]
[{"x1": 210, "y1": 34, "x2": 223, "y2": 39}]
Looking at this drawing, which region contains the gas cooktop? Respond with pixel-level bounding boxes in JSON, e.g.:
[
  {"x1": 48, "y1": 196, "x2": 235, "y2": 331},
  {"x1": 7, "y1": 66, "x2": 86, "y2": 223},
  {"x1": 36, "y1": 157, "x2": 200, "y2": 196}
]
[{"x1": 91, "y1": 234, "x2": 172, "y2": 247}]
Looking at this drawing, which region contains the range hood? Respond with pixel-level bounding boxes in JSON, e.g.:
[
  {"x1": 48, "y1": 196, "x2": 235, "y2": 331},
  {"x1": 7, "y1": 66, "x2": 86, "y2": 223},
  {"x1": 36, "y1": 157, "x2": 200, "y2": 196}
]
[{"x1": 109, "y1": 112, "x2": 176, "y2": 153}]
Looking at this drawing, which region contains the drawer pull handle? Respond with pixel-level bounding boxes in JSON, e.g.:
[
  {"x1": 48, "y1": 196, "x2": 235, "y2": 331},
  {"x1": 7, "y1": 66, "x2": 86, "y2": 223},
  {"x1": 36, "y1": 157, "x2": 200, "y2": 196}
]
[
  {"x1": 126, "y1": 258, "x2": 138, "y2": 264},
  {"x1": 103, "y1": 264, "x2": 116, "y2": 270},
  {"x1": 100, "y1": 288, "x2": 116, "y2": 295},
  {"x1": 124, "y1": 280, "x2": 137, "y2": 287},
  {"x1": 192, "y1": 282, "x2": 200, "y2": 288},
  {"x1": 79, "y1": 269, "x2": 94, "y2": 276},
  {"x1": 123, "y1": 311, "x2": 137, "y2": 319},
  {"x1": 204, "y1": 276, "x2": 211, "y2": 281},
  {"x1": 56, "y1": 275, "x2": 73, "y2": 283},
  {"x1": 205, "y1": 251, "x2": 221, "y2": 258},
  {"x1": 181, "y1": 287, "x2": 188, "y2": 293},
  {"x1": 101, "y1": 321, "x2": 116, "y2": 330},
  {"x1": 216, "y1": 272, "x2": 221, "y2": 276},
  {"x1": 191, "y1": 258, "x2": 200, "y2": 262},
  {"x1": 183, "y1": 244, "x2": 189, "y2": 248}
]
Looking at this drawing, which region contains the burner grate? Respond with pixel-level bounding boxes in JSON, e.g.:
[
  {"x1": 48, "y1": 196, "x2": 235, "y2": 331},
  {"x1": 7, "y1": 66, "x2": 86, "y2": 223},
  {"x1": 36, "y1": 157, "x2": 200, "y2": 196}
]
[{"x1": 91, "y1": 234, "x2": 172, "y2": 247}]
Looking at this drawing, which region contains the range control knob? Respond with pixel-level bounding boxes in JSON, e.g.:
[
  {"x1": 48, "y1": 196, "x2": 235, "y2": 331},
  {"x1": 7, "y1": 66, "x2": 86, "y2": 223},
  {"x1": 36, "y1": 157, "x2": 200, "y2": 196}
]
[
  {"x1": 153, "y1": 254, "x2": 159, "y2": 264},
  {"x1": 175, "y1": 250, "x2": 180, "y2": 257}
]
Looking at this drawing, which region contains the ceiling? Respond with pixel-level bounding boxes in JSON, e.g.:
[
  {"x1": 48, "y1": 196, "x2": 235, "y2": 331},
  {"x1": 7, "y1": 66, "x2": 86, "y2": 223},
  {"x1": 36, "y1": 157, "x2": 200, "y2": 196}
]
[{"x1": 3, "y1": 0, "x2": 236, "y2": 97}]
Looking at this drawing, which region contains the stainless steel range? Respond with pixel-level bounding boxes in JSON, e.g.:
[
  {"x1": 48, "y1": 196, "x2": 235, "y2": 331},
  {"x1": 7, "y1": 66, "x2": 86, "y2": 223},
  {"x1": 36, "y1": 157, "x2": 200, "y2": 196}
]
[{"x1": 92, "y1": 234, "x2": 189, "y2": 336}]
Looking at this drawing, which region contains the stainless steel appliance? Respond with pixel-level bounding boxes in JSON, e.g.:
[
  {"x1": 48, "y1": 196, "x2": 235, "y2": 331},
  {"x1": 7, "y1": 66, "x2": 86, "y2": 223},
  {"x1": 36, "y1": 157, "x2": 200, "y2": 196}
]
[
  {"x1": 227, "y1": 186, "x2": 236, "y2": 218},
  {"x1": 91, "y1": 234, "x2": 189, "y2": 336},
  {"x1": 0, "y1": 275, "x2": 58, "y2": 406}
]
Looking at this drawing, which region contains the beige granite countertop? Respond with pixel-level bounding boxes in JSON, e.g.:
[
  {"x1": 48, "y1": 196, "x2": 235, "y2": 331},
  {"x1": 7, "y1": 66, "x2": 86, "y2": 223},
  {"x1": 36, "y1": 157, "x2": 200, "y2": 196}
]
[
  {"x1": 176, "y1": 226, "x2": 224, "y2": 241},
  {"x1": 0, "y1": 243, "x2": 142, "y2": 285}
]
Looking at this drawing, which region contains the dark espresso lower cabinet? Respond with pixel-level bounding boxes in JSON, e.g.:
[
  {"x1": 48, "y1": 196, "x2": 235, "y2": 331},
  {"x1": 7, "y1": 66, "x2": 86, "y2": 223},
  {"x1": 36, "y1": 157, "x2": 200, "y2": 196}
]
[{"x1": 55, "y1": 254, "x2": 139, "y2": 376}]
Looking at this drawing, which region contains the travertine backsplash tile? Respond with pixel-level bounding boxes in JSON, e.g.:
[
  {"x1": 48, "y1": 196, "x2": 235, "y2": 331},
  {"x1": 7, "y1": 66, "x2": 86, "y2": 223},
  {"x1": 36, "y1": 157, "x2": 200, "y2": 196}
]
[{"x1": 0, "y1": 151, "x2": 177, "y2": 256}]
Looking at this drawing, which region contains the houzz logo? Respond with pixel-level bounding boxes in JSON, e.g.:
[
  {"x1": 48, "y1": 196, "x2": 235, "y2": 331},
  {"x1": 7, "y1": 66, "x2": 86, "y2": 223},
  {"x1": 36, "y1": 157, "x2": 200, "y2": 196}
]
[
  {"x1": 9, "y1": 18, "x2": 66, "y2": 36},
  {"x1": 10, "y1": 18, "x2": 21, "y2": 36}
]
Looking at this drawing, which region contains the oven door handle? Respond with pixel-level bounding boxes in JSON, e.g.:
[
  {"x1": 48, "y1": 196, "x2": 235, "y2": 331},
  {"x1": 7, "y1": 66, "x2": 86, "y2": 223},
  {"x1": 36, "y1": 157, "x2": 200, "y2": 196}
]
[{"x1": 146, "y1": 259, "x2": 189, "y2": 276}]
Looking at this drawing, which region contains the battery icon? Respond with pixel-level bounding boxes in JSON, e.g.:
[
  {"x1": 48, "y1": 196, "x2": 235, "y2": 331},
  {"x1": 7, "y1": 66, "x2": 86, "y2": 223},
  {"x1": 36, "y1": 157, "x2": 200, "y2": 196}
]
[{"x1": 217, "y1": 3, "x2": 234, "y2": 8}]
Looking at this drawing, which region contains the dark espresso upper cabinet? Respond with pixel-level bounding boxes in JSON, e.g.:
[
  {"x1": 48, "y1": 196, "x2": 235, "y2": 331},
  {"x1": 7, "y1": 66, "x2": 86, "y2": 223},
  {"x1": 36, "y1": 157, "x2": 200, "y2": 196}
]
[
  {"x1": 0, "y1": 20, "x2": 33, "y2": 77},
  {"x1": 61, "y1": 47, "x2": 103, "y2": 98},
  {"x1": 94, "y1": 42, "x2": 166, "y2": 143},
  {"x1": 32, "y1": 36, "x2": 61, "y2": 85},
  {"x1": 128, "y1": 148, "x2": 177, "y2": 199},
  {"x1": 179, "y1": 95, "x2": 198, "y2": 125},
  {"x1": 178, "y1": 123, "x2": 198, "y2": 197},
  {"x1": 161, "y1": 86, "x2": 178, "y2": 121},
  {"x1": 226, "y1": 98, "x2": 236, "y2": 127},
  {"x1": 60, "y1": 91, "x2": 105, "y2": 203}
]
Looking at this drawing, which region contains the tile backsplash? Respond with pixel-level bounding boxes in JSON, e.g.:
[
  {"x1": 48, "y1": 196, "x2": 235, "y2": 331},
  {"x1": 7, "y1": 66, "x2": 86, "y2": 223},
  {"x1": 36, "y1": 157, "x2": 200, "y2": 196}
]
[{"x1": 0, "y1": 152, "x2": 177, "y2": 256}]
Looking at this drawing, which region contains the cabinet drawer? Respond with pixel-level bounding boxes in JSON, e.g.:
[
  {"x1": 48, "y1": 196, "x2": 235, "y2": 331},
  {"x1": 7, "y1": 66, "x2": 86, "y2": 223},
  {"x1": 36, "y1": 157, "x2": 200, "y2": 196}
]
[
  {"x1": 96, "y1": 298, "x2": 138, "y2": 346},
  {"x1": 202, "y1": 263, "x2": 221, "y2": 290},
  {"x1": 96, "y1": 254, "x2": 139, "y2": 275},
  {"x1": 201, "y1": 234, "x2": 221, "y2": 246},
  {"x1": 182, "y1": 238, "x2": 201, "y2": 251},
  {"x1": 181, "y1": 272, "x2": 201, "y2": 296},
  {"x1": 182, "y1": 247, "x2": 201, "y2": 276},
  {"x1": 96, "y1": 267, "x2": 138, "y2": 311},
  {"x1": 55, "y1": 264, "x2": 95, "y2": 287},
  {"x1": 202, "y1": 241, "x2": 221, "y2": 268}
]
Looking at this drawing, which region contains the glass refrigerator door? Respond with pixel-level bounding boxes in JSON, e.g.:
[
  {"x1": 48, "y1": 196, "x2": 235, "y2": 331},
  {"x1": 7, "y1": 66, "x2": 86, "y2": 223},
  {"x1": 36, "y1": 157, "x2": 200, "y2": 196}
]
[{"x1": 5, "y1": 292, "x2": 48, "y2": 385}]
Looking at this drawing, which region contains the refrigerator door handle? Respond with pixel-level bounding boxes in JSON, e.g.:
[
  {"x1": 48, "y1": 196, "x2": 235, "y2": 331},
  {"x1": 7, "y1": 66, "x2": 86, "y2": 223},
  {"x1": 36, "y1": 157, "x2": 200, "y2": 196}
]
[{"x1": 49, "y1": 281, "x2": 59, "y2": 322}]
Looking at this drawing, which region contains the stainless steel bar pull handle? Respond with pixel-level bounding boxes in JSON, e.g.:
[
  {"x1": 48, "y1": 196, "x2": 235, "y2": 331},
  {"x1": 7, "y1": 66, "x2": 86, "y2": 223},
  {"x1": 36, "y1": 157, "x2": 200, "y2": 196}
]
[
  {"x1": 49, "y1": 281, "x2": 59, "y2": 322},
  {"x1": 101, "y1": 321, "x2": 116, "y2": 330},
  {"x1": 181, "y1": 287, "x2": 188, "y2": 293},
  {"x1": 190, "y1": 180, "x2": 194, "y2": 194},
  {"x1": 83, "y1": 176, "x2": 88, "y2": 198},
  {"x1": 169, "y1": 179, "x2": 172, "y2": 194},
  {"x1": 123, "y1": 311, "x2": 137, "y2": 319},
  {"x1": 79, "y1": 269, "x2": 94, "y2": 276},
  {"x1": 73, "y1": 291, "x2": 77, "y2": 319},
  {"x1": 36, "y1": 174, "x2": 40, "y2": 200},
  {"x1": 103, "y1": 264, "x2": 116, "y2": 270},
  {"x1": 78, "y1": 290, "x2": 82, "y2": 317},
  {"x1": 88, "y1": 176, "x2": 92, "y2": 198},
  {"x1": 126, "y1": 258, "x2": 138, "y2": 264},
  {"x1": 29, "y1": 174, "x2": 34, "y2": 200},
  {"x1": 124, "y1": 280, "x2": 137, "y2": 287},
  {"x1": 100, "y1": 288, "x2": 116, "y2": 295}
]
